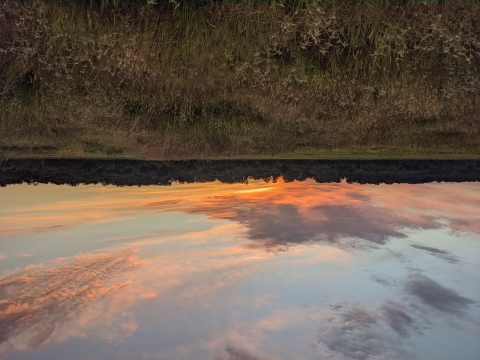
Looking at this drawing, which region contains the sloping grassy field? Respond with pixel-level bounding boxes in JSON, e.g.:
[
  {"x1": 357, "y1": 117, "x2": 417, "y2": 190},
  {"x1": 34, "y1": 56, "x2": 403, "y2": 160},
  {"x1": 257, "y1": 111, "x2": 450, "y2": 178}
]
[{"x1": 1, "y1": 0, "x2": 479, "y2": 159}]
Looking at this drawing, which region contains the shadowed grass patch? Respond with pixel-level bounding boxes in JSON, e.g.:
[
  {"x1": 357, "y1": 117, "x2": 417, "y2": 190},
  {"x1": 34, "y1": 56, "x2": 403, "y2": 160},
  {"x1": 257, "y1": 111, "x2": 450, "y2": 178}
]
[{"x1": 1, "y1": 0, "x2": 479, "y2": 159}]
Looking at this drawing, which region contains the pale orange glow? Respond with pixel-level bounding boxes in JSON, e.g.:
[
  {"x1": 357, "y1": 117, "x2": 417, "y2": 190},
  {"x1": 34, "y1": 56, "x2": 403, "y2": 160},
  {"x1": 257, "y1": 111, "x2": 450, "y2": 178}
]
[
  {"x1": 1, "y1": 181, "x2": 276, "y2": 236},
  {"x1": 2, "y1": 180, "x2": 479, "y2": 246}
]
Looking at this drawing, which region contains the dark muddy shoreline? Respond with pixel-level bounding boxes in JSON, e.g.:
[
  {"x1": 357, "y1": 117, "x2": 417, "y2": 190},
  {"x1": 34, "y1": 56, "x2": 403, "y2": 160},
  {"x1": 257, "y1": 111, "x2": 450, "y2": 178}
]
[{"x1": 1, "y1": 159, "x2": 479, "y2": 187}]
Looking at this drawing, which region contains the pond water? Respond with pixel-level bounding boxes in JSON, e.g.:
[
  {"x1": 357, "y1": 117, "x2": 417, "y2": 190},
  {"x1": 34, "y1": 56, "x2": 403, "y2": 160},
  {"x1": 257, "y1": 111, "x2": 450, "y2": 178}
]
[{"x1": 1, "y1": 169, "x2": 479, "y2": 359}]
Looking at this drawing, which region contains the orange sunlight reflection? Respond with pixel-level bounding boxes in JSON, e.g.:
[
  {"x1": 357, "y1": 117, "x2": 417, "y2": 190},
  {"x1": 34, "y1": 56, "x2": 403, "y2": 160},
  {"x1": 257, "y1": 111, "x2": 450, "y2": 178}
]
[{"x1": 2, "y1": 180, "x2": 479, "y2": 248}]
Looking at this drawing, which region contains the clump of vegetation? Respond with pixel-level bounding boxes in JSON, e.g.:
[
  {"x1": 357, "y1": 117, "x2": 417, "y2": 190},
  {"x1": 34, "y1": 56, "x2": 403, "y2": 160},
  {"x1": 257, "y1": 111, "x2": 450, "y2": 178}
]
[{"x1": 0, "y1": 0, "x2": 479, "y2": 159}]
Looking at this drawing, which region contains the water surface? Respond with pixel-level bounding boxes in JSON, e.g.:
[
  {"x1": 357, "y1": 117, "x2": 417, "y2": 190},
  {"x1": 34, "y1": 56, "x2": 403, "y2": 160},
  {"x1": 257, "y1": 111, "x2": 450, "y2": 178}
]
[{"x1": 0, "y1": 176, "x2": 479, "y2": 360}]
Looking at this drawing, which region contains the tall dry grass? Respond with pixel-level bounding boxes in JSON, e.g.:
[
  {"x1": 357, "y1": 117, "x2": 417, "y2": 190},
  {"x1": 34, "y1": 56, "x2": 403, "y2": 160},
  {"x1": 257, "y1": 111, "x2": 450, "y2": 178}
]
[{"x1": 0, "y1": 0, "x2": 479, "y2": 158}]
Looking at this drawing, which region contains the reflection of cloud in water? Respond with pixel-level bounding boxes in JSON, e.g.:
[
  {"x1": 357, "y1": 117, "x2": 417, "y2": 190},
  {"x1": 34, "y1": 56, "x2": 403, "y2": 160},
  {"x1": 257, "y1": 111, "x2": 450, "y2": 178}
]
[
  {"x1": 0, "y1": 249, "x2": 143, "y2": 356},
  {"x1": 4, "y1": 181, "x2": 478, "y2": 251},
  {"x1": 181, "y1": 184, "x2": 443, "y2": 251},
  {"x1": 217, "y1": 345, "x2": 263, "y2": 360},
  {"x1": 243, "y1": 203, "x2": 408, "y2": 249},
  {"x1": 13, "y1": 245, "x2": 45, "y2": 258},
  {"x1": 143, "y1": 198, "x2": 185, "y2": 207},
  {"x1": 319, "y1": 304, "x2": 402, "y2": 360},
  {"x1": 210, "y1": 308, "x2": 311, "y2": 360},
  {"x1": 410, "y1": 244, "x2": 460, "y2": 264},
  {"x1": 449, "y1": 218, "x2": 480, "y2": 234},
  {"x1": 317, "y1": 273, "x2": 476, "y2": 360},
  {"x1": 380, "y1": 301, "x2": 416, "y2": 337},
  {"x1": 405, "y1": 273, "x2": 475, "y2": 313},
  {"x1": 1, "y1": 181, "x2": 478, "y2": 359},
  {"x1": 319, "y1": 301, "x2": 419, "y2": 360}
]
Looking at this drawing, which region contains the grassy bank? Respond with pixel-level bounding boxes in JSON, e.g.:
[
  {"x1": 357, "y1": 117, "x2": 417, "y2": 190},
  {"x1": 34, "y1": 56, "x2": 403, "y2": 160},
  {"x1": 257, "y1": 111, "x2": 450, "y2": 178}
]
[{"x1": 1, "y1": 0, "x2": 479, "y2": 159}]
